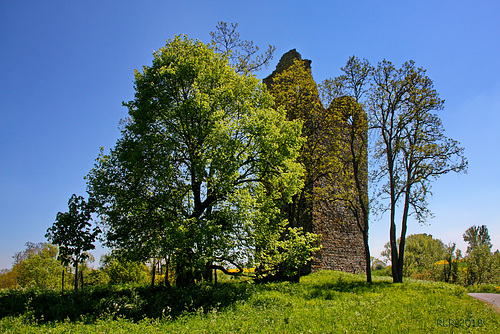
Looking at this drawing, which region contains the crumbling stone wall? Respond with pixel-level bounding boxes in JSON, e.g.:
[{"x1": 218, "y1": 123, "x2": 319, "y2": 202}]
[
  {"x1": 310, "y1": 178, "x2": 367, "y2": 273},
  {"x1": 264, "y1": 50, "x2": 367, "y2": 274}
]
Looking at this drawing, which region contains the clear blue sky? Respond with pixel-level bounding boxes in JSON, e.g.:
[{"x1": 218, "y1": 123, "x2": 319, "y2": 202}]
[{"x1": 1, "y1": 0, "x2": 499, "y2": 269}]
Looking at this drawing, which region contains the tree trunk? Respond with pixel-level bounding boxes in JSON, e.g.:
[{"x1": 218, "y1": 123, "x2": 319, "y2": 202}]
[
  {"x1": 390, "y1": 220, "x2": 401, "y2": 283},
  {"x1": 74, "y1": 261, "x2": 79, "y2": 292},
  {"x1": 203, "y1": 262, "x2": 213, "y2": 282},
  {"x1": 352, "y1": 151, "x2": 371, "y2": 283},
  {"x1": 164, "y1": 256, "x2": 171, "y2": 287},
  {"x1": 387, "y1": 148, "x2": 401, "y2": 283},
  {"x1": 396, "y1": 185, "x2": 411, "y2": 283},
  {"x1": 363, "y1": 229, "x2": 372, "y2": 283},
  {"x1": 61, "y1": 268, "x2": 65, "y2": 294},
  {"x1": 175, "y1": 248, "x2": 195, "y2": 287},
  {"x1": 151, "y1": 260, "x2": 156, "y2": 289}
]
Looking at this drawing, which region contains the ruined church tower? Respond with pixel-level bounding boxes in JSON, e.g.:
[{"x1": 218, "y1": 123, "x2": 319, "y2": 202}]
[{"x1": 264, "y1": 50, "x2": 367, "y2": 274}]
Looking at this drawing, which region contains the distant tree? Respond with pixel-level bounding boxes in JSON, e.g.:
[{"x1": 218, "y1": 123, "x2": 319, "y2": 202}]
[
  {"x1": 45, "y1": 194, "x2": 100, "y2": 292},
  {"x1": 491, "y1": 251, "x2": 500, "y2": 285},
  {"x1": 381, "y1": 234, "x2": 446, "y2": 279},
  {"x1": 370, "y1": 60, "x2": 468, "y2": 283},
  {"x1": 12, "y1": 241, "x2": 56, "y2": 266},
  {"x1": 443, "y1": 242, "x2": 461, "y2": 283},
  {"x1": 463, "y1": 225, "x2": 492, "y2": 253},
  {"x1": 210, "y1": 22, "x2": 275, "y2": 74},
  {"x1": 16, "y1": 248, "x2": 63, "y2": 290},
  {"x1": 371, "y1": 257, "x2": 386, "y2": 271},
  {"x1": 463, "y1": 225, "x2": 494, "y2": 285},
  {"x1": 1, "y1": 242, "x2": 66, "y2": 290},
  {"x1": 402, "y1": 234, "x2": 445, "y2": 277},
  {"x1": 0, "y1": 268, "x2": 18, "y2": 289},
  {"x1": 86, "y1": 36, "x2": 305, "y2": 287}
]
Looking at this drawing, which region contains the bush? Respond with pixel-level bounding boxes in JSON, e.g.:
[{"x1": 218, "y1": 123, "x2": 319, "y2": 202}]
[{"x1": 0, "y1": 281, "x2": 253, "y2": 323}]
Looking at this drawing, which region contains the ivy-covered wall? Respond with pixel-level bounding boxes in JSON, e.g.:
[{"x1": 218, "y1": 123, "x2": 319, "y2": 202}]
[{"x1": 264, "y1": 50, "x2": 367, "y2": 274}]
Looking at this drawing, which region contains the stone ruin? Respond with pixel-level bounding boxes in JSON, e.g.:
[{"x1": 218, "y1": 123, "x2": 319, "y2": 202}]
[{"x1": 263, "y1": 49, "x2": 367, "y2": 274}]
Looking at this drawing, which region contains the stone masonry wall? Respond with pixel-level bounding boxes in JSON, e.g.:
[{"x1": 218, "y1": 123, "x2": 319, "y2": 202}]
[
  {"x1": 310, "y1": 182, "x2": 367, "y2": 273},
  {"x1": 264, "y1": 50, "x2": 367, "y2": 274}
]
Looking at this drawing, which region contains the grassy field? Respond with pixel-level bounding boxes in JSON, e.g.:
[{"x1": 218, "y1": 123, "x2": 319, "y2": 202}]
[{"x1": 1, "y1": 270, "x2": 498, "y2": 333}]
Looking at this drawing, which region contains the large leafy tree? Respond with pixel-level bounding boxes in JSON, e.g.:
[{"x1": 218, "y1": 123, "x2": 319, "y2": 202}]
[
  {"x1": 86, "y1": 36, "x2": 305, "y2": 287},
  {"x1": 370, "y1": 60, "x2": 468, "y2": 283},
  {"x1": 45, "y1": 194, "x2": 100, "y2": 291}
]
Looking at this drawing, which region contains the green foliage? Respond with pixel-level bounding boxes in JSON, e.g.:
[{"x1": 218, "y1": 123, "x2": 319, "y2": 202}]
[
  {"x1": 462, "y1": 225, "x2": 498, "y2": 285},
  {"x1": 0, "y1": 280, "x2": 252, "y2": 324},
  {"x1": 86, "y1": 36, "x2": 305, "y2": 286},
  {"x1": 0, "y1": 269, "x2": 18, "y2": 290},
  {"x1": 381, "y1": 234, "x2": 454, "y2": 281},
  {"x1": 379, "y1": 228, "x2": 500, "y2": 287},
  {"x1": 100, "y1": 254, "x2": 149, "y2": 285},
  {"x1": 256, "y1": 227, "x2": 321, "y2": 280},
  {"x1": 1, "y1": 271, "x2": 499, "y2": 333},
  {"x1": 402, "y1": 234, "x2": 445, "y2": 278},
  {"x1": 85, "y1": 269, "x2": 110, "y2": 287},
  {"x1": 274, "y1": 228, "x2": 321, "y2": 276},
  {"x1": 16, "y1": 254, "x2": 64, "y2": 290},
  {"x1": 0, "y1": 243, "x2": 70, "y2": 291}
]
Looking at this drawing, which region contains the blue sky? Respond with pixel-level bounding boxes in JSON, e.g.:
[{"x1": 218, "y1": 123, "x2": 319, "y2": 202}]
[{"x1": 1, "y1": 0, "x2": 499, "y2": 269}]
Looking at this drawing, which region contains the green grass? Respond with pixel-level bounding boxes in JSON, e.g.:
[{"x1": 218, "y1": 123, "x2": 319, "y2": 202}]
[{"x1": 1, "y1": 271, "x2": 498, "y2": 333}]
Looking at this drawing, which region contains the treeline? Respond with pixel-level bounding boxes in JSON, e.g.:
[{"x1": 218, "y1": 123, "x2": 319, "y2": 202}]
[
  {"x1": 0, "y1": 243, "x2": 153, "y2": 291},
  {"x1": 3, "y1": 224, "x2": 497, "y2": 292},
  {"x1": 373, "y1": 225, "x2": 500, "y2": 287}
]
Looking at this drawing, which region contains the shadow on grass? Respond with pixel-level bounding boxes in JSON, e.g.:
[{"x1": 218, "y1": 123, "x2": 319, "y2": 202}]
[
  {"x1": 299, "y1": 273, "x2": 396, "y2": 300},
  {"x1": 305, "y1": 280, "x2": 394, "y2": 299},
  {"x1": 0, "y1": 282, "x2": 253, "y2": 324}
]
